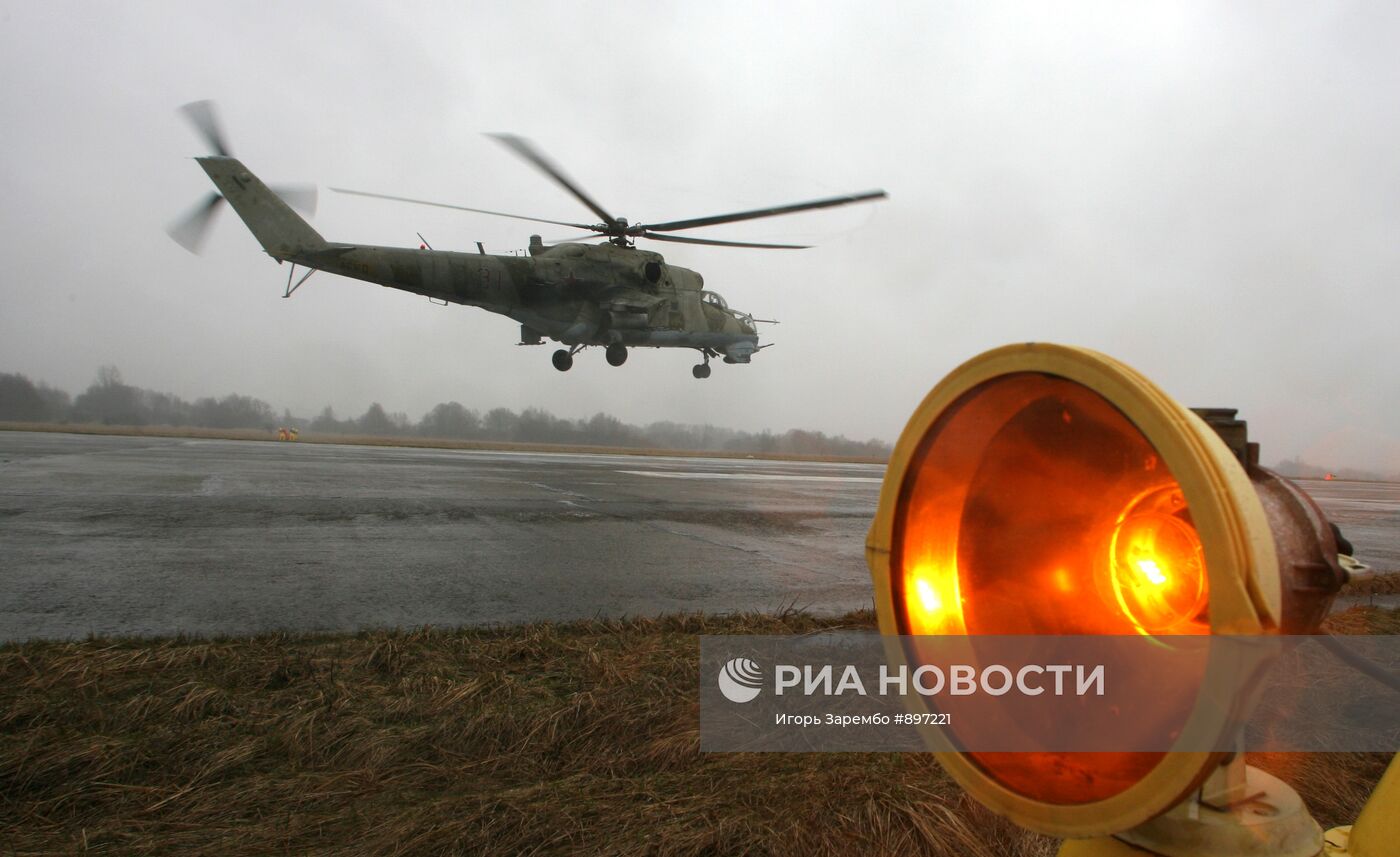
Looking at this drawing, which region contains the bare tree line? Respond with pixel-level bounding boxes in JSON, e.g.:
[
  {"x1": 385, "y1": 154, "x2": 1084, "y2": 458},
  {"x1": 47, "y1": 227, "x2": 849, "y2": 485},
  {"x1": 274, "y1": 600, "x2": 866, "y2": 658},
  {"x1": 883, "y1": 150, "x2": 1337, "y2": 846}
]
[{"x1": 0, "y1": 367, "x2": 892, "y2": 458}]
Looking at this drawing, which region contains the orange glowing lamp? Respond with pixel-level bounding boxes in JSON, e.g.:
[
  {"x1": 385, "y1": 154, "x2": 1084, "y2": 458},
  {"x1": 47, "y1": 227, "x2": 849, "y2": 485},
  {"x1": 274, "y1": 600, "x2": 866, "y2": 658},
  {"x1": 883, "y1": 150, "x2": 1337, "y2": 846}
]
[{"x1": 863, "y1": 343, "x2": 1384, "y2": 855}]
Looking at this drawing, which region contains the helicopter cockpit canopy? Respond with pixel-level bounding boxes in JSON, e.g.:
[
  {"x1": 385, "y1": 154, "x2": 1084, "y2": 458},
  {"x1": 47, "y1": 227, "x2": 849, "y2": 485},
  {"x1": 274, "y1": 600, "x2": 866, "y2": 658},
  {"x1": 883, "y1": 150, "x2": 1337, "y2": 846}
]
[{"x1": 700, "y1": 290, "x2": 729, "y2": 310}]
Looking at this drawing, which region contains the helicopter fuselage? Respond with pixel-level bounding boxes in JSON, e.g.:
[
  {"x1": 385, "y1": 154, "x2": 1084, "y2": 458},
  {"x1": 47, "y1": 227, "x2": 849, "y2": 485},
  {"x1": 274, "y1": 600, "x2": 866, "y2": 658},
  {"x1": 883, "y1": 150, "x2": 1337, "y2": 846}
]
[
  {"x1": 188, "y1": 152, "x2": 776, "y2": 376},
  {"x1": 288, "y1": 239, "x2": 761, "y2": 363}
]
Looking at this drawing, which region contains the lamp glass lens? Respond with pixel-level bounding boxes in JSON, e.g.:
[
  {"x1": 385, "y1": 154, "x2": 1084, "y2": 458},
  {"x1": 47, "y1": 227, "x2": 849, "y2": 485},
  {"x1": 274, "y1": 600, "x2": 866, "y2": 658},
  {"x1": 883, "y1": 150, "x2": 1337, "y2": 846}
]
[{"x1": 894, "y1": 372, "x2": 1210, "y2": 803}]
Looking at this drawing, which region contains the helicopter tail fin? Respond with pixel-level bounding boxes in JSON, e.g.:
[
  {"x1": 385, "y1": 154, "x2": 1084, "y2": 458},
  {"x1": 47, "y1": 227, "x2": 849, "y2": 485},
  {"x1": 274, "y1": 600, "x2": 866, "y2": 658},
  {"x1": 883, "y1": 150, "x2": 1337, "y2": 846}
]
[{"x1": 195, "y1": 156, "x2": 326, "y2": 260}]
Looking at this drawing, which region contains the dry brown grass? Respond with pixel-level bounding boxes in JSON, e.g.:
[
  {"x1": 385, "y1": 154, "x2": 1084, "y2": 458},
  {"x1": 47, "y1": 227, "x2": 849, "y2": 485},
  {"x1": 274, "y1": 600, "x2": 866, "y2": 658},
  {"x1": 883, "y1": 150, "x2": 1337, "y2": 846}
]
[
  {"x1": 2, "y1": 609, "x2": 1394, "y2": 856},
  {"x1": 1340, "y1": 572, "x2": 1400, "y2": 597},
  {"x1": 0, "y1": 422, "x2": 888, "y2": 465}
]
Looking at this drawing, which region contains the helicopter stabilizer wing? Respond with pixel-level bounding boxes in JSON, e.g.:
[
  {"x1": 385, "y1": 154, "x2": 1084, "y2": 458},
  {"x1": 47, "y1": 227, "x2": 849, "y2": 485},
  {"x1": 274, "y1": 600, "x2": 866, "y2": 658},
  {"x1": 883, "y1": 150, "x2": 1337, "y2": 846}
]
[{"x1": 193, "y1": 156, "x2": 326, "y2": 260}]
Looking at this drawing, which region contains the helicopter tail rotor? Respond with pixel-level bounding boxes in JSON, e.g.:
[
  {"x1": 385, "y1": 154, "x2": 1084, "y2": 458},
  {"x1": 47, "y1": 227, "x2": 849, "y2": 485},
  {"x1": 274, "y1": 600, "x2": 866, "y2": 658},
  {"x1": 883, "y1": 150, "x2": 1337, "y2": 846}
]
[
  {"x1": 167, "y1": 192, "x2": 225, "y2": 254},
  {"x1": 178, "y1": 100, "x2": 232, "y2": 158},
  {"x1": 168, "y1": 100, "x2": 318, "y2": 254}
]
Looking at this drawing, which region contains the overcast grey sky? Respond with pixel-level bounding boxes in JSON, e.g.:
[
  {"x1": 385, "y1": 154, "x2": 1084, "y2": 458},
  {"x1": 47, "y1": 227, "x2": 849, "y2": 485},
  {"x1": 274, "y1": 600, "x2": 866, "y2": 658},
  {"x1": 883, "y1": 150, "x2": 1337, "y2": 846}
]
[{"x1": 1, "y1": 2, "x2": 1397, "y2": 471}]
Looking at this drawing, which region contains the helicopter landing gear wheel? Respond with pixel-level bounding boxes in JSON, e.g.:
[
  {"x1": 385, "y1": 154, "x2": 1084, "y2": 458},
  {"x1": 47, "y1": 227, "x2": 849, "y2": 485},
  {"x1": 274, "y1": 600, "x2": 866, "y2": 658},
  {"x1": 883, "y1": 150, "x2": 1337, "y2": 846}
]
[
  {"x1": 692, "y1": 363, "x2": 711, "y2": 379},
  {"x1": 552, "y1": 349, "x2": 574, "y2": 372},
  {"x1": 605, "y1": 344, "x2": 628, "y2": 367}
]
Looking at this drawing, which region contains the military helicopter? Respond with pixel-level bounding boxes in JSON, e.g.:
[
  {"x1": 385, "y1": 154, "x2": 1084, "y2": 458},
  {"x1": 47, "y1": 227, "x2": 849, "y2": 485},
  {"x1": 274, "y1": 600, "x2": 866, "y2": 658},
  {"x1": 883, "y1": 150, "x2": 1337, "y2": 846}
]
[{"x1": 168, "y1": 101, "x2": 886, "y2": 378}]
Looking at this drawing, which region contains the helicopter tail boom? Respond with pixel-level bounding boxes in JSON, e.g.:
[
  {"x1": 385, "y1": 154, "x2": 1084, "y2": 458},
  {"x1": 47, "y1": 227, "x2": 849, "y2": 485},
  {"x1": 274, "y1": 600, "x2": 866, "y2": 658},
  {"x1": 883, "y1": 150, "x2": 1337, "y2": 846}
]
[{"x1": 195, "y1": 156, "x2": 327, "y2": 260}]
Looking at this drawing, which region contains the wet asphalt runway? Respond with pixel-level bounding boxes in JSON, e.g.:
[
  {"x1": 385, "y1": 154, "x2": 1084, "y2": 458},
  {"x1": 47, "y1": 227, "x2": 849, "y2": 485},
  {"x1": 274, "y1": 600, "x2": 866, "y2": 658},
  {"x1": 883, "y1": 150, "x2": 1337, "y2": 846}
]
[
  {"x1": 0, "y1": 432, "x2": 880, "y2": 641},
  {"x1": 1, "y1": 431, "x2": 1395, "y2": 642},
  {"x1": 1301, "y1": 478, "x2": 1400, "y2": 573}
]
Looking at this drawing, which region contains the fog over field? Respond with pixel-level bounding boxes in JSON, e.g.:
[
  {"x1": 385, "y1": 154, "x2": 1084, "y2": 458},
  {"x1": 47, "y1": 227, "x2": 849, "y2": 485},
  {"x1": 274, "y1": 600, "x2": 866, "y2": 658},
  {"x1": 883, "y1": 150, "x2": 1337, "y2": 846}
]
[{"x1": 1, "y1": 2, "x2": 1397, "y2": 472}]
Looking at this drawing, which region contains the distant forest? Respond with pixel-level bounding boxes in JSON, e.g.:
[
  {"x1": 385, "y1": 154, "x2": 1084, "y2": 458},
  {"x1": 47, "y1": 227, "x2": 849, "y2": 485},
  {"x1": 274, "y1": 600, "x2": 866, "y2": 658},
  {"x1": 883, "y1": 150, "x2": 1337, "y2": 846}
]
[{"x1": 0, "y1": 367, "x2": 893, "y2": 459}]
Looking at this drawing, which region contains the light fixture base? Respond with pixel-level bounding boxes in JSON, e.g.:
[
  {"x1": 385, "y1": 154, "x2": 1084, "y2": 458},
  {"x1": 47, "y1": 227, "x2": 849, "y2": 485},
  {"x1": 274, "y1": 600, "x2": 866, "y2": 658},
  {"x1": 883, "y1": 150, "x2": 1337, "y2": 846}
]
[{"x1": 1059, "y1": 762, "x2": 1321, "y2": 857}]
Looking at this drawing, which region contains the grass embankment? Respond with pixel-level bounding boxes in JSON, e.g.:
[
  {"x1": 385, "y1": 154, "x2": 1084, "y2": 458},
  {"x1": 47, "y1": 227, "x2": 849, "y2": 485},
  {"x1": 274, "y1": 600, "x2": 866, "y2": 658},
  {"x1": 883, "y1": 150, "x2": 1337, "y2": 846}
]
[
  {"x1": 0, "y1": 422, "x2": 888, "y2": 465},
  {"x1": 3, "y1": 609, "x2": 1396, "y2": 857},
  {"x1": 1340, "y1": 573, "x2": 1400, "y2": 597}
]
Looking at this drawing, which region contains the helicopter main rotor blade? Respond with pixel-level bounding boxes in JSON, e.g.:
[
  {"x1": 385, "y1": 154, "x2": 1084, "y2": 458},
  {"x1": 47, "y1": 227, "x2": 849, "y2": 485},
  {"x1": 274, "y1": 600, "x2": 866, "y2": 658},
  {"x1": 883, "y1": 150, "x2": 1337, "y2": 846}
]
[
  {"x1": 167, "y1": 192, "x2": 225, "y2": 254},
  {"x1": 544, "y1": 233, "x2": 609, "y2": 244},
  {"x1": 178, "y1": 100, "x2": 232, "y2": 158},
  {"x1": 643, "y1": 189, "x2": 887, "y2": 233},
  {"x1": 641, "y1": 231, "x2": 810, "y2": 250},
  {"x1": 487, "y1": 133, "x2": 619, "y2": 228},
  {"x1": 269, "y1": 183, "x2": 318, "y2": 215},
  {"x1": 330, "y1": 186, "x2": 595, "y2": 231}
]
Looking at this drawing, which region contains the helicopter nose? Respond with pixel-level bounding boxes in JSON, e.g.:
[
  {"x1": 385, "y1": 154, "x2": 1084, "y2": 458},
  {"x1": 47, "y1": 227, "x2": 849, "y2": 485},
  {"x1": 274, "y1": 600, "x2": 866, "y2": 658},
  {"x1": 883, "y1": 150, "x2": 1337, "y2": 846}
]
[{"x1": 723, "y1": 340, "x2": 758, "y2": 363}]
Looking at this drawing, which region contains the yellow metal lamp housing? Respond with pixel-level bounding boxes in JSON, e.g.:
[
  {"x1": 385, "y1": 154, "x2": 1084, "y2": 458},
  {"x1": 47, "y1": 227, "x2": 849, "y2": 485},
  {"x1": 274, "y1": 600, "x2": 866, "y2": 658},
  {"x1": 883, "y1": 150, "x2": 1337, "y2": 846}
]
[{"x1": 864, "y1": 343, "x2": 1356, "y2": 849}]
